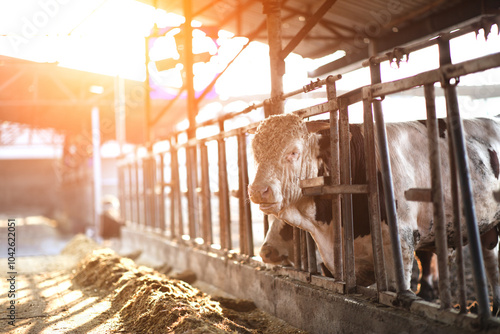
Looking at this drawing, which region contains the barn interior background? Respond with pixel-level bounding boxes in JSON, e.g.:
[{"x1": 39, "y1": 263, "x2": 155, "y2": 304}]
[{"x1": 1, "y1": 0, "x2": 500, "y2": 333}]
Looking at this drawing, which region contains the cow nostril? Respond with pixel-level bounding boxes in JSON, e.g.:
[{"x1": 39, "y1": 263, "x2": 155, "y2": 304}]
[
  {"x1": 262, "y1": 186, "x2": 269, "y2": 196},
  {"x1": 260, "y1": 246, "x2": 275, "y2": 261}
]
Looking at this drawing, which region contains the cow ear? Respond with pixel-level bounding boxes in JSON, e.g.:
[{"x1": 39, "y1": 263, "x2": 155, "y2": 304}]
[{"x1": 305, "y1": 121, "x2": 330, "y2": 133}]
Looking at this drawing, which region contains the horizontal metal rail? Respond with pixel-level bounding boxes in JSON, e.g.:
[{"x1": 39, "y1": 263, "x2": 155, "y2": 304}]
[{"x1": 361, "y1": 15, "x2": 500, "y2": 67}]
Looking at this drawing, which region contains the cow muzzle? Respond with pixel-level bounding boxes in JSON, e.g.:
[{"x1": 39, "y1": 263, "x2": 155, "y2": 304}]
[
  {"x1": 260, "y1": 244, "x2": 290, "y2": 265},
  {"x1": 248, "y1": 183, "x2": 281, "y2": 214}
]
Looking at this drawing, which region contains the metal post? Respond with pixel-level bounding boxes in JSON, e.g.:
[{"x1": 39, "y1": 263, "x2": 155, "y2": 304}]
[
  {"x1": 150, "y1": 156, "x2": 157, "y2": 230},
  {"x1": 200, "y1": 142, "x2": 213, "y2": 245},
  {"x1": 142, "y1": 157, "x2": 149, "y2": 228},
  {"x1": 159, "y1": 154, "x2": 166, "y2": 232},
  {"x1": 263, "y1": 215, "x2": 270, "y2": 237},
  {"x1": 448, "y1": 124, "x2": 468, "y2": 313},
  {"x1": 293, "y1": 226, "x2": 301, "y2": 270},
  {"x1": 339, "y1": 99, "x2": 351, "y2": 284},
  {"x1": 91, "y1": 106, "x2": 102, "y2": 238},
  {"x1": 238, "y1": 132, "x2": 254, "y2": 256},
  {"x1": 306, "y1": 233, "x2": 317, "y2": 274},
  {"x1": 439, "y1": 38, "x2": 490, "y2": 322},
  {"x1": 118, "y1": 165, "x2": 126, "y2": 222},
  {"x1": 186, "y1": 145, "x2": 199, "y2": 239},
  {"x1": 183, "y1": 0, "x2": 199, "y2": 241},
  {"x1": 170, "y1": 138, "x2": 182, "y2": 237},
  {"x1": 218, "y1": 125, "x2": 231, "y2": 250},
  {"x1": 263, "y1": 0, "x2": 285, "y2": 115},
  {"x1": 327, "y1": 77, "x2": 343, "y2": 280},
  {"x1": 369, "y1": 62, "x2": 405, "y2": 294},
  {"x1": 134, "y1": 150, "x2": 141, "y2": 225},
  {"x1": 127, "y1": 163, "x2": 134, "y2": 223},
  {"x1": 362, "y1": 99, "x2": 387, "y2": 293},
  {"x1": 300, "y1": 229, "x2": 308, "y2": 272},
  {"x1": 423, "y1": 84, "x2": 451, "y2": 308}
]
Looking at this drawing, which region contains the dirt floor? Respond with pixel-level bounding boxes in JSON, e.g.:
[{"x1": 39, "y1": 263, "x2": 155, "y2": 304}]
[{"x1": 0, "y1": 232, "x2": 306, "y2": 333}]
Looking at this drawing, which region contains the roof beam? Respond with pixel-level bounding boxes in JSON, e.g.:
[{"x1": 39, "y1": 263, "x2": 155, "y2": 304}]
[
  {"x1": 309, "y1": 0, "x2": 492, "y2": 77},
  {"x1": 280, "y1": 0, "x2": 338, "y2": 59},
  {"x1": 281, "y1": 3, "x2": 355, "y2": 35}
]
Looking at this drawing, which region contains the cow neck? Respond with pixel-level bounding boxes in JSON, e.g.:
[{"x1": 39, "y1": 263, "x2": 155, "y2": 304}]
[{"x1": 313, "y1": 125, "x2": 376, "y2": 238}]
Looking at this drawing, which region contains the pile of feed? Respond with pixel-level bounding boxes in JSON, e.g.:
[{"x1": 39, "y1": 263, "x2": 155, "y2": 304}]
[{"x1": 71, "y1": 248, "x2": 306, "y2": 333}]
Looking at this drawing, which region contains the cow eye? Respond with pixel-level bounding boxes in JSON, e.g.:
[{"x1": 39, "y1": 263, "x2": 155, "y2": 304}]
[{"x1": 286, "y1": 151, "x2": 300, "y2": 162}]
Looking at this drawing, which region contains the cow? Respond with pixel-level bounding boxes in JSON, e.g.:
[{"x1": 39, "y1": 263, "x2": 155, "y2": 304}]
[
  {"x1": 260, "y1": 216, "x2": 334, "y2": 276},
  {"x1": 248, "y1": 113, "x2": 500, "y2": 312},
  {"x1": 260, "y1": 216, "x2": 439, "y2": 299}
]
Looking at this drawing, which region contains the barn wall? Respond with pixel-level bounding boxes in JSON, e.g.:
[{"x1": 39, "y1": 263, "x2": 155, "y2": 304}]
[
  {"x1": 121, "y1": 227, "x2": 488, "y2": 334},
  {"x1": 0, "y1": 157, "x2": 118, "y2": 234},
  {"x1": 0, "y1": 159, "x2": 60, "y2": 217}
]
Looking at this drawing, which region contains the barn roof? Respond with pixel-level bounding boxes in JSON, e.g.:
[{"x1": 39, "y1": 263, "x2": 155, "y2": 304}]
[
  {"x1": 1, "y1": 0, "x2": 498, "y2": 145},
  {"x1": 140, "y1": 0, "x2": 500, "y2": 75}
]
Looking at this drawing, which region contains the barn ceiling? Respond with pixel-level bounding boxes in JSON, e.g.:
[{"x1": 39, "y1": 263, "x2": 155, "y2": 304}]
[{"x1": 0, "y1": 0, "x2": 499, "y2": 145}]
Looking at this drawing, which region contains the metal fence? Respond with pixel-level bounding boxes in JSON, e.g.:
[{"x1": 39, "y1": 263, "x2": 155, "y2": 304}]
[{"x1": 117, "y1": 15, "x2": 500, "y2": 330}]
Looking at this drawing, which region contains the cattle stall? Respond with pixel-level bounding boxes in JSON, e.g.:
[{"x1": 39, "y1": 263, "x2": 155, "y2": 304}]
[{"x1": 117, "y1": 14, "x2": 500, "y2": 334}]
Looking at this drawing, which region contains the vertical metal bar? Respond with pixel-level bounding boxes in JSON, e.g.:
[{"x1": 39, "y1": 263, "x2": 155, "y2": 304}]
[
  {"x1": 440, "y1": 42, "x2": 467, "y2": 313},
  {"x1": 134, "y1": 150, "x2": 141, "y2": 225},
  {"x1": 449, "y1": 130, "x2": 468, "y2": 313},
  {"x1": 293, "y1": 226, "x2": 301, "y2": 270},
  {"x1": 171, "y1": 140, "x2": 183, "y2": 237},
  {"x1": 218, "y1": 131, "x2": 231, "y2": 250},
  {"x1": 128, "y1": 163, "x2": 134, "y2": 223},
  {"x1": 369, "y1": 61, "x2": 405, "y2": 294},
  {"x1": 306, "y1": 233, "x2": 317, "y2": 274},
  {"x1": 263, "y1": 0, "x2": 284, "y2": 115},
  {"x1": 200, "y1": 142, "x2": 213, "y2": 245},
  {"x1": 338, "y1": 100, "x2": 350, "y2": 283},
  {"x1": 300, "y1": 229, "x2": 308, "y2": 272},
  {"x1": 362, "y1": 99, "x2": 387, "y2": 293},
  {"x1": 263, "y1": 214, "x2": 269, "y2": 237},
  {"x1": 159, "y1": 154, "x2": 166, "y2": 232},
  {"x1": 238, "y1": 132, "x2": 254, "y2": 256},
  {"x1": 142, "y1": 157, "x2": 149, "y2": 228},
  {"x1": 327, "y1": 77, "x2": 343, "y2": 280},
  {"x1": 151, "y1": 156, "x2": 157, "y2": 230},
  {"x1": 118, "y1": 165, "x2": 126, "y2": 221},
  {"x1": 186, "y1": 145, "x2": 199, "y2": 239},
  {"x1": 439, "y1": 38, "x2": 490, "y2": 322},
  {"x1": 238, "y1": 172, "x2": 248, "y2": 255},
  {"x1": 423, "y1": 84, "x2": 452, "y2": 308}
]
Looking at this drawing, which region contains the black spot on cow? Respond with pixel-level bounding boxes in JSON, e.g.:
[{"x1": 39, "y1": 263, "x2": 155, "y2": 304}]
[
  {"x1": 315, "y1": 124, "x2": 372, "y2": 238},
  {"x1": 488, "y1": 148, "x2": 499, "y2": 179},
  {"x1": 417, "y1": 119, "x2": 447, "y2": 139}
]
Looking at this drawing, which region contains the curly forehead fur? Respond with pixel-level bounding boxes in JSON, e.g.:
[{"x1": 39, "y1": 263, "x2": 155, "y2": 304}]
[{"x1": 252, "y1": 113, "x2": 308, "y2": 162}]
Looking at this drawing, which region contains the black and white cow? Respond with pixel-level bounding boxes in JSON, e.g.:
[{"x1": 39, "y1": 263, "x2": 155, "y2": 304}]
[{"x1": 248, "y1": 113, "x2": 500, "y2": 311}]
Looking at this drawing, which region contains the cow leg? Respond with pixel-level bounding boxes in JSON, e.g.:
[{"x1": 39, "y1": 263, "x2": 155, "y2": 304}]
[
  {"x1": 480, "y1": 227, "x2": 500, "y2": 316},
  {"x1": 382, "y1": 225, "x2": 415, "y2": 292},
  {"x1": 415, "y1": 250, "x2": 437, "y2": 301}
]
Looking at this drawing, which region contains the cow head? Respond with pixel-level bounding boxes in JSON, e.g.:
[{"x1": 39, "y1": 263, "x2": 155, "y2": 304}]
[
  {"x1": 259, "y1": 217, "x2": 294, "y2": 265},
  {"x1": 248, "y1": 113, "x2": 325, "y2": 217}
]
